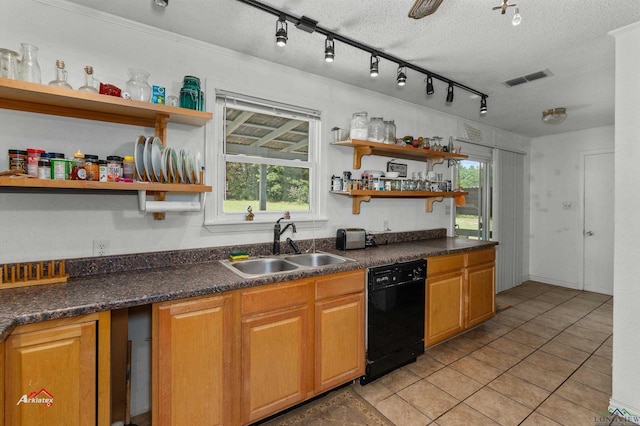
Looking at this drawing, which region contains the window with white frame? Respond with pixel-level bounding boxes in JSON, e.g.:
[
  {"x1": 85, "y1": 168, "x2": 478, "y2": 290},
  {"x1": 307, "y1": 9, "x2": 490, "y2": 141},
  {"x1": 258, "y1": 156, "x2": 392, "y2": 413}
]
[{"x1": 206, "y1": 90, "x2": 321, "y2": 224}]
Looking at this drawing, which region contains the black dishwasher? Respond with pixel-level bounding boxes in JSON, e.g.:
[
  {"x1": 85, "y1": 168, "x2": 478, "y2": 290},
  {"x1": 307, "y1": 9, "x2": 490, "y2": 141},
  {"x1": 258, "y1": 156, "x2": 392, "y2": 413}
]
[{"x1": 361, "y1": 259, "x2": 426, "y2": 385}]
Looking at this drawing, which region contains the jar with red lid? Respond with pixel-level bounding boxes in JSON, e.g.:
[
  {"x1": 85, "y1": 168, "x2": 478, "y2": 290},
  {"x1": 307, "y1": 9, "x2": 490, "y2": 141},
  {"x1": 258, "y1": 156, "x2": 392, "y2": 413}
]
[{"x1": 26, "y1": 148, "x2": 44, "y2": 177}]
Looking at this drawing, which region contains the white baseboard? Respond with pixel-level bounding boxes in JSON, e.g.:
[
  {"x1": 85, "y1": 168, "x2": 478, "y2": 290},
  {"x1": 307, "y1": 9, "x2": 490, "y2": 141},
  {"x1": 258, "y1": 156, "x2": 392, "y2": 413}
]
[{"x1": 526, "y1": 275, "x2": 580, "y2": 290}]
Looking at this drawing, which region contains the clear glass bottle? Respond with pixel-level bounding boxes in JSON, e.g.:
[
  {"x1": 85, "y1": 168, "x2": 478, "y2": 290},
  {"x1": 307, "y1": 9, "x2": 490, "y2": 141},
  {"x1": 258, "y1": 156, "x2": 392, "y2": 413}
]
[
  {"x1": 125, "y1": 68, "x2": 152, "y2": 102},
  {"x1": 19, "y1": 43, "x2": 41, "y2": 83},
  {"x1": 383, "y1": 120, "x2": 396, "y2": 144},
  {"x1": 367, "y1": 117, "x2": 385, "y2": 143},
  {"x1": 349, "y1": 111, "x2": 369, "y2": 140},
  {"x1": 78, "y1": 66, "x2": 99, "y2": 93},
  {"x1": 48, "y1": 59, "x2": 72, "y2": 89}
]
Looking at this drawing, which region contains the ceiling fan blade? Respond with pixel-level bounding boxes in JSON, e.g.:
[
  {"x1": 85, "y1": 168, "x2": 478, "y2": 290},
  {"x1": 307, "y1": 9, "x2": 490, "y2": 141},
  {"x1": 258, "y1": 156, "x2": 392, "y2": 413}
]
[{"x1": 409, "y1": 0, "x2": 445, "y2": 19}]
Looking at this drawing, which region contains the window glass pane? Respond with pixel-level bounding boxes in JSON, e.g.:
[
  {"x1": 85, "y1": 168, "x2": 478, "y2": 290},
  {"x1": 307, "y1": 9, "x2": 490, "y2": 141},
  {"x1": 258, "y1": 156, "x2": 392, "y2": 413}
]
[
  {"x1": 225, "y1": 107, "x2": 309, "y2": 161},
  {"x1": 224, "y1": 162, "x2": 310, "y2": 212}
]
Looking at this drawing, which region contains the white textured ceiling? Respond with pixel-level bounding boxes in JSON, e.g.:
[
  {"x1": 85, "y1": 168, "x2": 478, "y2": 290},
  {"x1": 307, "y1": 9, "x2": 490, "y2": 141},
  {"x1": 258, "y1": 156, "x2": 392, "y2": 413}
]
[{"x1": 66, "y1": 0, "x2": 640, "y2": 138}]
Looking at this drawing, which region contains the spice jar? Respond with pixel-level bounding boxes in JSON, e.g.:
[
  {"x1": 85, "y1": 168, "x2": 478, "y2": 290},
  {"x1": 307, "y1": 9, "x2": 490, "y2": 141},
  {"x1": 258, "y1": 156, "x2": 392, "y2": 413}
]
[
  {"x1": 70, "y1": 149, "x2": 86, "y2": 180},
  {"x1": 37, "y1": 159, "x2": 50, "y2": 179},
  {"x1": 123, "y1": 155, "x2": 135, "y2": 179},
  {"x1": 84, "y1": 154, "x2": 99, "y2": 181},
  {"x1": 51, "y1": 157, "x2": 69, "y2": 180},
  {"x1": 349, "y1": 111, "x2": 369, "y2": 140},
  {"x1": 107, "y1": 156, "x2": 123, "y2": 182},
  {"x1": 8, "y1": 149, "x2": 28, "y2": 173},
  {"x1": 26, "y1": 148, "x2": 44, "y2": 177},
  {"x1": 98, "y1": 159, "x2": 108, "y2": 182},
  {"x1": 367, "y1": 117, "x2": 385, "y2": 143}
]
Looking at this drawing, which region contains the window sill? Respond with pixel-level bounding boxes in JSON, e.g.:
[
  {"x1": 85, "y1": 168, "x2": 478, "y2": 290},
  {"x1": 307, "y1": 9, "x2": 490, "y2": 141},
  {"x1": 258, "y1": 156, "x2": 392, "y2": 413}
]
[{"x1": 203, "y1": 216, "x2": 329, "y2": 234}]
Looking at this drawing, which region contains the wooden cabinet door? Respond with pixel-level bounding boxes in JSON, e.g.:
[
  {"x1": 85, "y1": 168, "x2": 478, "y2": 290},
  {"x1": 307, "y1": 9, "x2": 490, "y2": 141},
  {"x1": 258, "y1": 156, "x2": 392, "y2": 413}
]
[
  {"x1": 467, "y1": 261, "x2": 496, "y2": 328},
  {"x1": 425, "y1": 270, "x2": 465, "y2": 346},
  {"x1": 315, "y1": 292, "x2": 365, "y2": 392},
  {"x1": 153, "y1": 293, "x2": 234, "y2": 426},
  {"x1": 241, "y1": 305, "x2": 309, "y2": 424},
  {"x1": 5, "y1": 313, "x2": 109, "y2": 426}
]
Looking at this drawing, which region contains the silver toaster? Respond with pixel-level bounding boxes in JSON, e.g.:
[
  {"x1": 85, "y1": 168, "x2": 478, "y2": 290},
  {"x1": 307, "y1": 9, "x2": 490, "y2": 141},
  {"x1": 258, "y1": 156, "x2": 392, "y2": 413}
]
[{"x1": 336, "y1": 228, "x2": 366, "y2": 250}]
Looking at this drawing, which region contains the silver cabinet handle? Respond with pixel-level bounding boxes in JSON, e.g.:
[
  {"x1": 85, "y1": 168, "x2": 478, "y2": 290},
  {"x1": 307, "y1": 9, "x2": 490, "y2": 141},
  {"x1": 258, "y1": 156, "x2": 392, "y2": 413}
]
[{"x1": 585, "y1": 231, "x2": 594, "y2": 236}]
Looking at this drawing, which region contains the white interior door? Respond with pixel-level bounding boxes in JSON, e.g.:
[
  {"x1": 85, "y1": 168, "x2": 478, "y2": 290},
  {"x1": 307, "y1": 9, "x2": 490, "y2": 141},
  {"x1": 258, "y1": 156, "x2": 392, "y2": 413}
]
[{"x1": 583, "y1": 152, "x2": 614, "y2": 295}]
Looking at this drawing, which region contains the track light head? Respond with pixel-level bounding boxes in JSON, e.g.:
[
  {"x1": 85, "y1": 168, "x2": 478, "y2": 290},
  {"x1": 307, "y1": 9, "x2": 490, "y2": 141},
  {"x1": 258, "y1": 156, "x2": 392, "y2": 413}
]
[
  {"x1": 446, "y1": 82, "x2": 454, "y2": 103},
  {"x1": 397, "y1": 66, "x2": 407, "y2": 86},
  {"x1": 324, "y1": 37, "x2": 335, "y2": 62},
  {"x1": 275, "y1": 16, "x2": 288, "y2": 47},
  {"x1": 480, "y1": 96, "x2": 488, "y2": 115},
  {"x1": 153, "y1": 0, "x2": 168, "y2": 7},
  {"x1": 370, "y1": 55, "x2": 379, "y2": 77},
  {"x1": 425, "y1": 75, "x2": 434, "y2": 95}
]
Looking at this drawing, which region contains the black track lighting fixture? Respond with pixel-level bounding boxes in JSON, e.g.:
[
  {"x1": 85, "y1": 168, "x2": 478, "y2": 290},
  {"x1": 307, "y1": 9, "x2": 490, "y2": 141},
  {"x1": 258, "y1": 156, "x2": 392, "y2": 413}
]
[
  {"x1": 425, "y1": 75, "x2": 434, "y2": 95},
  {"x1": 324, "y1": 37, "x2": 335, "y2": 62},
  {"x1": 446, "y1": 82, "x2": 454, "y2": 103},
  {"x1": 236, "y1": 0, "x2": 487, "y2": 109},
  {"x1": 370, "y1": 55, "x2": 379, "y2": 77},
  {"x1": 397, "y1": 66, "x2": 407, "y2": 86},
  {"x1": 275, "y1": 15, "x2": 288, "y2": 47},
  {"x1": 480, "y1": 96, "x2": 488, "y2": 115}
]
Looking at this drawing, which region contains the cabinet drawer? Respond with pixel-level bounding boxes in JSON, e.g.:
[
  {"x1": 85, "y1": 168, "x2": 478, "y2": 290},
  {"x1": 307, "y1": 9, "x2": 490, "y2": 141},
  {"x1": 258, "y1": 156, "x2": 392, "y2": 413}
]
[
  {"x1": 315, "y1": 270, "x2": 365, "y2": 300},
  {"x1": 427, "y1": 254, "x2": 465, "y2": 275},
  {"x1": 468, "y1": 248, "x2": 495, "y2": 266},
  {"x1": 241, "y1": 280, "x2": 310, "y2": 316}
]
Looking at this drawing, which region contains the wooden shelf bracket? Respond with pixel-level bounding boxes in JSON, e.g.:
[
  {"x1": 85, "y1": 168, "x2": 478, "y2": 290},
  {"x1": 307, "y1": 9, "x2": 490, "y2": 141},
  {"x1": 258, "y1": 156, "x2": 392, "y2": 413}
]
[
  {"x1": 351, "y1": 195, "x2": 371, "y2": 214},
  {"x1": 425, "y1": 196, "x2": 444, "y2": 212}
]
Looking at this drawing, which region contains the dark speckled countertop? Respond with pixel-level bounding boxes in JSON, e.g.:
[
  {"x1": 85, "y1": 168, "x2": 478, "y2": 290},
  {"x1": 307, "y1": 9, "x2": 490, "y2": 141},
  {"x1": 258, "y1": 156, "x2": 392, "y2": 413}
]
[{"x1": 0, "y1": 235, "x2": 496, "y2": 341}]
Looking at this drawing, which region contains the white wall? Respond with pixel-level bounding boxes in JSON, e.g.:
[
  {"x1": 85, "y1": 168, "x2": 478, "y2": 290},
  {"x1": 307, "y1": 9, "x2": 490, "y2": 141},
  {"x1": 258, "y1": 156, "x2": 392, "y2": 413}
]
[
  {"x1": 0, "y1": 0, "x2": 528, "y2": 263},
  {"x1": 610, "y1": 21, "x2": 640, "y2": 418},
  {"x1": 528, "y1": 126, "x2": 614, "y2": 288}
]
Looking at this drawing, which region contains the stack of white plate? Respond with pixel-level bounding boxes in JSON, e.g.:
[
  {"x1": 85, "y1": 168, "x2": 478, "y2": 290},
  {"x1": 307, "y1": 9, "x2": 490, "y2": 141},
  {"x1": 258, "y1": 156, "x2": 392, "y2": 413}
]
[{"x1": 133, "y1": 135, "x2": 202, "y2": 184}]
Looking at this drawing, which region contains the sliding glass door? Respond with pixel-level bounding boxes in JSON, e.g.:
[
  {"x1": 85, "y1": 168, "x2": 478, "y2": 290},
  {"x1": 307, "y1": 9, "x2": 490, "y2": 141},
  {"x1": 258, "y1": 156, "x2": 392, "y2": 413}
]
[{"x1": 455, "y1": 159, "x2": 492, "y2": 240}]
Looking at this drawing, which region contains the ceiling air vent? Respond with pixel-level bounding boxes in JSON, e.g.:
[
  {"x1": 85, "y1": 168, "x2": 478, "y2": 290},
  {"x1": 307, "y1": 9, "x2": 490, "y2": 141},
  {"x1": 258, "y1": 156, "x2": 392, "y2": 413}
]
[{"x1": 504, "y1": 69, "x2": 552, "y2": 87}]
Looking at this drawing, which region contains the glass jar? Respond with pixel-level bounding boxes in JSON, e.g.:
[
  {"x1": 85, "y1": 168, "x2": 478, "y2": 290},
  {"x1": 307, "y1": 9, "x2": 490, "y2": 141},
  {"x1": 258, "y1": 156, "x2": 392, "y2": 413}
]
[
  {"x1": 84, "y1": 154, "x2": 99, "y2": 181},
  {"x1": 26, "y1": 148, "x2": 44, "y2": 177},
  {"x1": 125, "y1": 68, "x2": 152, "y2": 102},
  {"x1": 78, "y1": 66, "x2": 99, "y2": 93},
  {"x1": 8, "y1": 149, "x2": 27, "y2": 173},
  {"x1": 19, "y1": 43, "x2": 41, "y2": 83},
  {"x1": 70, "y1": 150, "x2": 86, "y2": 180},
  {"x1": 38, "y1": 159, "x2": 50, "y2": 179},
  {"x1": 123, "y1": 155, "x2": 135, "y2": 179},
  {"x1": 349, "y1": 111, "x2": 369, "y2": 140},
  {"x1": 0, "y1": 48, "x2": 20, "y2": 79},
  {"x1": 107, "y1": 156, "x2": 123, "y2": 182},
  {"x1": 48, "y1": 59, "x2": 72, "y2": 89},
  {"x1": 383, "y1": 120, "x2": 396, "y2": 144},
  {"x1": 98, "y1": 159, "x2": 108, "y2": 182},
  {"x1": 367, "y1": 117, "x2": 385, "y2": 143}
]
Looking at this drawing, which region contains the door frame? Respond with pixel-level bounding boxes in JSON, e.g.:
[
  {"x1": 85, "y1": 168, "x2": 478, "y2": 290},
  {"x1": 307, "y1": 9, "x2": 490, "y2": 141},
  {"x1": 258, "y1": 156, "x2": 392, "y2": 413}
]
[{"x1": 578, "y1": 148, "x2": 614, "y2": 291}]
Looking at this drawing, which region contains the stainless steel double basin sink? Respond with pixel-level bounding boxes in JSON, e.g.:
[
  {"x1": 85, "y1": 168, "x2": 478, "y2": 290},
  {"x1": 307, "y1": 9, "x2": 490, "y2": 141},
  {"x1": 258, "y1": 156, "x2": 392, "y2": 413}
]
[{"x1": 220, "y1": 252, "x2": 354, "y2": 278}]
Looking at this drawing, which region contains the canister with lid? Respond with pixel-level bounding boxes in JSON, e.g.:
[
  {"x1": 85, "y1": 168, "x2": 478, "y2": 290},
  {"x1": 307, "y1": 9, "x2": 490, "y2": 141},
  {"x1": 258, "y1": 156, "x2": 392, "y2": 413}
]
[
  {"x1": 107, "y1": 156, "x2": 123, "y2": 182},
  {"x1": 84, "y1": 154, "x2": 99, "y2": 181},
  {"x1": 8, "y1": 149, "x2": 27, "y2": 173},
  {"x1": 367, "y1": 117, "x2": 385, "y2": 143},
  {"x1": 123, "y1": 155, "x2": 135, "y2": 179},
  {"x1": 70, "y1": 150, "x2": 86, "y2": 180},
  {"x1": 98, "y1": 159, "x2": 108, "y2": 182},
  {"x1": 37, "y1": 159, "x2": 51, "y2": 179},
  {"x1": 350, "y1": 111, "x2": 369, "y2": 140},
  {"x1": 26, "y1": 148, "x2": 45, "y2": 177}
]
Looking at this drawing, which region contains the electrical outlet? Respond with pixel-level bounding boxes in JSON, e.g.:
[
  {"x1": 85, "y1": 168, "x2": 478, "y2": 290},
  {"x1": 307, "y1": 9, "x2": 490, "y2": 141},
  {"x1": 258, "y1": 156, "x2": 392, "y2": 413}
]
[
  {"x1": 445, "y1": 205, "x2": 451, "y2": 215},
  {"x1": 383, "y1": 219, "x2": 390, "y2": 231},
  {"x1": 93, "y1": 240, "x2": 110, "y2": 256}
]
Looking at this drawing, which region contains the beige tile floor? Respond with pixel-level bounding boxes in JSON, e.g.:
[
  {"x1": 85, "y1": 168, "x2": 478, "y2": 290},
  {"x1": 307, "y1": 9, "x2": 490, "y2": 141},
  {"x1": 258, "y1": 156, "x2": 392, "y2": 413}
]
[{"x1": 353, "y1": 280, "x2": 616, "y2": 426}]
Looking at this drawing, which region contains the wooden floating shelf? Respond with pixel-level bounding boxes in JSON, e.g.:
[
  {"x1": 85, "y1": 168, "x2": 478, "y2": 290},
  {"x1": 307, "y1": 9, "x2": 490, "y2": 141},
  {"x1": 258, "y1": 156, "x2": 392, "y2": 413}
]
[
  {"x1": 331, "y1": 139, "x2": 468, "y2": 169},
  {"x1": 0, "y1": 77, "x2": 212, "y2": 128},
  {"x1": 331, "y1": 190, "x2": 468, "y2": 214},
  {"x1": 0, "y1": 177, "x2": 212, "y2": 193}
]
